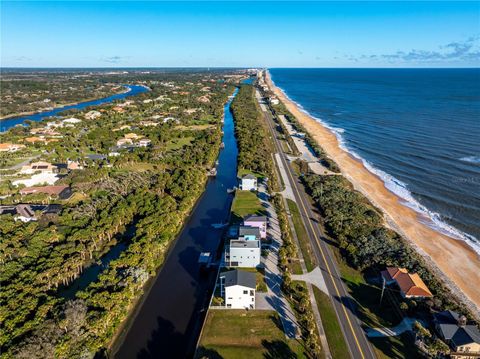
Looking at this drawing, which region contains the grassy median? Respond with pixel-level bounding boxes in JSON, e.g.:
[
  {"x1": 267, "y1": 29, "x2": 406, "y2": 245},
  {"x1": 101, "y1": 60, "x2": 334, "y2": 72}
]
[
  {"x1": 286, "y1": 199, "x2": 316, "y2": 272},
  {"x1": 312, "y1": 287, "x2": 350, "y2": 359}
]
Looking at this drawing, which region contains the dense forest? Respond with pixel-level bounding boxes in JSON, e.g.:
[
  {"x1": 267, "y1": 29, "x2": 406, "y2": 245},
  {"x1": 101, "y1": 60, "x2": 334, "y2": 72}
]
[
  {"x1": 230, "y1": 84, "x2": 278, "y2": 188},
  {"x1": 0, "y1": 70, "x2": 243, "y2": 358}
]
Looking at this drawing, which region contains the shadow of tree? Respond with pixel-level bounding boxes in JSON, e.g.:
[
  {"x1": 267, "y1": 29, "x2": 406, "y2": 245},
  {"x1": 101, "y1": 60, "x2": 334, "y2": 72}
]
[
  {"x1": 195, "y1": 346, "x2": 224, "y2": 359},
  {"x1": 262, "y1": 340, "x2": 298, "y2": 359}
]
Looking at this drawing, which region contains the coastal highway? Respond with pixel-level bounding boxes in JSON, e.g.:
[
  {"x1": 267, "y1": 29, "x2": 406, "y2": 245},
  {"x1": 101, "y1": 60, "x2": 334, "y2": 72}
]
[{"x1": 257, "y1": 89, "x2": 377, "y2": 359}]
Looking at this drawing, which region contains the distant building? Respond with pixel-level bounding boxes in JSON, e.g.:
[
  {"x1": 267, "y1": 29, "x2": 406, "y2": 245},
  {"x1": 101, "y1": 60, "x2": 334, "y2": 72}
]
[
  {"x1": 239, "y1": 174, "x2": 257, "y2": 191},
  {"x1": 20, "y1": 161, "x2": 57, "y2": 175},
  {"x1": 221, "y1": 269, "x2": 256, "y2": 309},
  {"x1": 117, "y1": 138, "x2": 133, "y2": 147},
  {"x1": 20, "y1": 185, "x2": 72, "y2": 199},
  {"x1": 0, "y1": 204, "x2": 62, "y2": 222},
  {"x1": 434, "y1": 310, "x2": 480, "y2": 359},
  {"x1": 270, "y1": 97, "x2": 280, "y2": 105},
  {"x1": 24, "y1": 136, "x2": 48, "y2": 144},
  {"x1": 67, "y1": 160, "x2": 83, "y2": 170},
  {"x1": 138, "y1": 139, "x2": 152, "y2": 147},
  {"x1": 85, "y1": 154, "x2": 107, "y2": 161},
  {"x1": 381, "y1": 267, "x2": 432, "y2": 298},
  {"x1": 243, "y1": 215, "x2": 267, "y2": 239},
  {"x1": 0, "y1": 143, "x2": 26, "y2": 152},
  {"x1": 62, "y1": 117, "x2": 82, "y2": 124},
  {"x1": 85, "y1": 110, "x2": 101, "y2": 120},
  {"x1": 226, "y1": 239, "x2": 261, "y2": 268},
  {"x1": 124, "y1": 133, "x2": 142, "y2": 140},
  {"x1": 112, "y1": 106, "x2": 125, "y2": 113}
]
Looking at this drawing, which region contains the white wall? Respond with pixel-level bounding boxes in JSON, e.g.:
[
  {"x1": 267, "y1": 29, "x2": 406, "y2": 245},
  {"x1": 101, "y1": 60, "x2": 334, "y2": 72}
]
[{"x1": 225, "y1": 285, "x2": 255, "y2": 309}]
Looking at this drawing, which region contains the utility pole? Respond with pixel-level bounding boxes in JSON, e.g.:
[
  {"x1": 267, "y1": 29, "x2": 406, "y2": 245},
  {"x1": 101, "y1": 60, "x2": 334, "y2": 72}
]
[{"x1": 380, "y1": 275, "x2": 386, "y2": 306}]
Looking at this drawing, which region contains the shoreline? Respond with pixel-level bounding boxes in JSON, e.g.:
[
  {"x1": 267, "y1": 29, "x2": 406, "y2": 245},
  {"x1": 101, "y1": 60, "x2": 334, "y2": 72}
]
[
  {"x1": 0, "y1": 86, "x2": 131, "y2": 121},
  {"x1": 264, "y1": 70, "x2": 480, "y2": 317}
]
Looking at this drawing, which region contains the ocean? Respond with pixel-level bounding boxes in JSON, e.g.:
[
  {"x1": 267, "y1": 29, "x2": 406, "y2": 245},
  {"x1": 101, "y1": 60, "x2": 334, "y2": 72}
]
[{"x1": 269, "y1": 68, "x2": 480, "y2": 254}]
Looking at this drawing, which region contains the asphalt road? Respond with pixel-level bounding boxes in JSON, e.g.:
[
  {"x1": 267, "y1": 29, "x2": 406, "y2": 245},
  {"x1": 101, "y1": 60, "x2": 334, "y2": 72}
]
[{"x1": 258, "y1": 90, "x2": 377, "y2": 359}]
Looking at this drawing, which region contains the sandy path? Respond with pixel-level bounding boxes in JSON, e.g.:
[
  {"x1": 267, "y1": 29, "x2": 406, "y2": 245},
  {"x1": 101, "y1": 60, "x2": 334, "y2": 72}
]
[{"x1": 264, "y1": 70, "x2": 480, "y2": 317}]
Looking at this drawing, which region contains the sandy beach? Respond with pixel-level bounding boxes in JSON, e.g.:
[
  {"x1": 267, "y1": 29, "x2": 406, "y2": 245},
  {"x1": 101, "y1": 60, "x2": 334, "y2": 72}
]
[{"x1": 265, "y1": 70, "x2": 480, "y2": 317}]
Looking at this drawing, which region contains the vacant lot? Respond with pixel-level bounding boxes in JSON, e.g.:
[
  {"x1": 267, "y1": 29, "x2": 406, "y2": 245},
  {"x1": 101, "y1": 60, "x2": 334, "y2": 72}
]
[
  {"x1": 231, "y1": 190, "x2": 265, "y2": 222},
  {"x1": 196, "y1": 310, "x2": 307, "y2": 359}
]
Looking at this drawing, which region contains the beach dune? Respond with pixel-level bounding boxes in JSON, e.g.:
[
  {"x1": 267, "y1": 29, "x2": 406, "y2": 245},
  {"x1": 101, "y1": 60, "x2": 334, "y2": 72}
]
[{"x1": 265, "y1": 70, "x2": 480, "y2": 317}]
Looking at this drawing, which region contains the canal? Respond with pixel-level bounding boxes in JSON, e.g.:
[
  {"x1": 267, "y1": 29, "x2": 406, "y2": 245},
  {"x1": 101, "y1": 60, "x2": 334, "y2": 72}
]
[
  {"x1": 113, "y1": 88, "x2": 239, "y2": 358},
  {"x1": 0, "y1": 84, "x2": 149, "y2": 132}
]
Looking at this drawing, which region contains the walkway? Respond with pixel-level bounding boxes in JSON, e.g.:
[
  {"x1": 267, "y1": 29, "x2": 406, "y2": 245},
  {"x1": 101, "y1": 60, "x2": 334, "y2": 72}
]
[
  {"x1": 366, "y1": 317, "x2": 420, "y2": 337},
  {"x1": 291, "y1": 266, "x2": 329, "y2": 296}
]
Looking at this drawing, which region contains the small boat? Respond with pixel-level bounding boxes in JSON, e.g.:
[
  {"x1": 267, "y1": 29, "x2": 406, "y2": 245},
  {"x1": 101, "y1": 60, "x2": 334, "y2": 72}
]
[
  {"x1": 211, "y1": 223, "x2": 228, "y2": 229},
  {"x1": 220, "y1": 142, "x2": 225, "y2": 149},
  {"x1": 226, "y1": 187, "x2": 237, "y2": 194},
  {"x1": 207, "y1": 168, "x2": 217, "y2": 176}
]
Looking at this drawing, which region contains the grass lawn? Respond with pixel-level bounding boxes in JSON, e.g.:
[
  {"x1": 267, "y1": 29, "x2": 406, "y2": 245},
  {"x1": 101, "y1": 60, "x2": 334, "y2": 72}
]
[
  {"x1": 312, "y1": 287, "x2": 350, "y2": 359},
  {"x1": 370, "y1": 333, "x2": 423, "y2": 359},
  {"x1": 166, "y1": 136, "x2": 194, "y2": 150},
  {"x1": 230, "y1": 190, "x2": 265, "y2": 223},
  {"x1": 175, "y1": 124, "x2": 215, "y2": 131},
  {"x1": 117, "y1": 162, "x2": 157, "y2": 172},
  {"x1": 286, "y1": 199, "x2": 316, "y2": 272},
  {"x1": 196, "y1": 310, "x2": 307, "y2": 359},
  {"x1": 289, "y1": 259, "x2": 303, "y2": 275},
  {"x1": 237, "y1": 167, "x2": 264, "y2": 179}
]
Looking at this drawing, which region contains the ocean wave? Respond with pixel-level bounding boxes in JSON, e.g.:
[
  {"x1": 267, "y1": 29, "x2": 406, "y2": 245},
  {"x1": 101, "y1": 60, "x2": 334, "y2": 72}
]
[
  {"x1": 271, "y1": 78, "x2": 480, "y2": 255},
  {"x1": 460, "y1": 155, "x2": 480, "y2": 164}
]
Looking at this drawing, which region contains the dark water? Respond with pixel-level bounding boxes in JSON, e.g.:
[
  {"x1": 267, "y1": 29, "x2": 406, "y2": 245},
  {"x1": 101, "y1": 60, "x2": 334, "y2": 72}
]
[
  {"x1": 270, "y1": 68, "x2": 480, "y2": 253},
  {"x1": 58, "y1": 224, "x2": 137, "y2": 299},
  {"x1": 0, "y1": 84, "x2": 149, "y2": 132},
  {"x1": 114, "y1": 88, "x2": 239, "y2": 359}
]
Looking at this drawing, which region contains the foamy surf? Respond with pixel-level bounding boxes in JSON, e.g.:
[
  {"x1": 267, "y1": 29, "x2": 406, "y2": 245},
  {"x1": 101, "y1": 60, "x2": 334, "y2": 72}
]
[
  {"x1": 272, "y1": 80, "x2": 480, "y2": 256},
  {"x1": 461, "y1": 156, "x2": 480, "y2": 164}
]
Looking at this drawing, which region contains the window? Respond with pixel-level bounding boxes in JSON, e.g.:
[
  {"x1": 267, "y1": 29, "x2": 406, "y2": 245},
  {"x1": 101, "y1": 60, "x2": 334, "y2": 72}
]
[
  {"x1": 227, "y1": 304, "x2": 231, "y2": 308},
  {"x1": 228, "y1": 297, "x2": 233, "y2": 299},
  {"x1": 243, "y1": 290, "x2": 248, "y2": 294},
  {"x1": 250, "y1": 290, "x2": 254, "y2": 296},
  {"x1": 252, "y1": 297, "x2": 254, "y2": 302}
]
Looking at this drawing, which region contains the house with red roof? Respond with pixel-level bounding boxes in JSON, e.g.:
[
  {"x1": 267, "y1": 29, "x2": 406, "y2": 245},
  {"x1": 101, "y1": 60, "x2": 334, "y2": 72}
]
[{"x1": 381, "y1": 267, "x2": 433, "y2": 299}]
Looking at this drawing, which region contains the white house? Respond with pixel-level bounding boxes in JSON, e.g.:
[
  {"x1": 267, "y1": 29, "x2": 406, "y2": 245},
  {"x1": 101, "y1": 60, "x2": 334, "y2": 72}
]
[
  {"x1": 239, "y1": 174, "x2": 257, "y2": 191},
  {"x1": 62, "y1": 117, "x2": 82, "y2": 124},
  {"x1": 138, "y1": 139, "x2": 152, "y2": 147},
  {"x1": 221, "y1": 269, "x2": 256, "y2": 309},
  {"x1": 226, "y1": 239, "x2": 261, "y2": 268},
  {"x1": 85, "y1": 110, "x2": 101, "y2": 120},
  {"x1": 20, "y1": 161, "x2": 57, "y2": 175}
]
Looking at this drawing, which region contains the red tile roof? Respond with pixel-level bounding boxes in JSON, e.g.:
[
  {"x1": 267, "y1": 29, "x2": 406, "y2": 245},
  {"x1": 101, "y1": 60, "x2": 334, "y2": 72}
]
[{"x1": 382, "y1": 267, "x2": 432, "y2": 298}]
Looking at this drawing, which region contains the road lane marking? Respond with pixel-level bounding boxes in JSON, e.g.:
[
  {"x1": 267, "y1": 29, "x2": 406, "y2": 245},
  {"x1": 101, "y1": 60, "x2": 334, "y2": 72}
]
[{"x1": 262, "y1": 107, "x2": 369, "y2": 359}]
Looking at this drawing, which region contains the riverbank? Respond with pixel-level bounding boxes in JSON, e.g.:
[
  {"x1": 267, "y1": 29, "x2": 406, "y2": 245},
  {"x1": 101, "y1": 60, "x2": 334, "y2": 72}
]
[
  {"x1": 0, "y1": 86, "x2": 129, "y2": 121},
  {"x1": 264, "y1": 70, "x2": 480, "y2": 316}
]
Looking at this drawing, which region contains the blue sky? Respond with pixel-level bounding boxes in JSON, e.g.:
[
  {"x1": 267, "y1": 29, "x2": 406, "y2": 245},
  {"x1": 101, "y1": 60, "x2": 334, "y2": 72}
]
[{"x1": 2, "y1": 1, "x2": 479, "y2": 67}]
